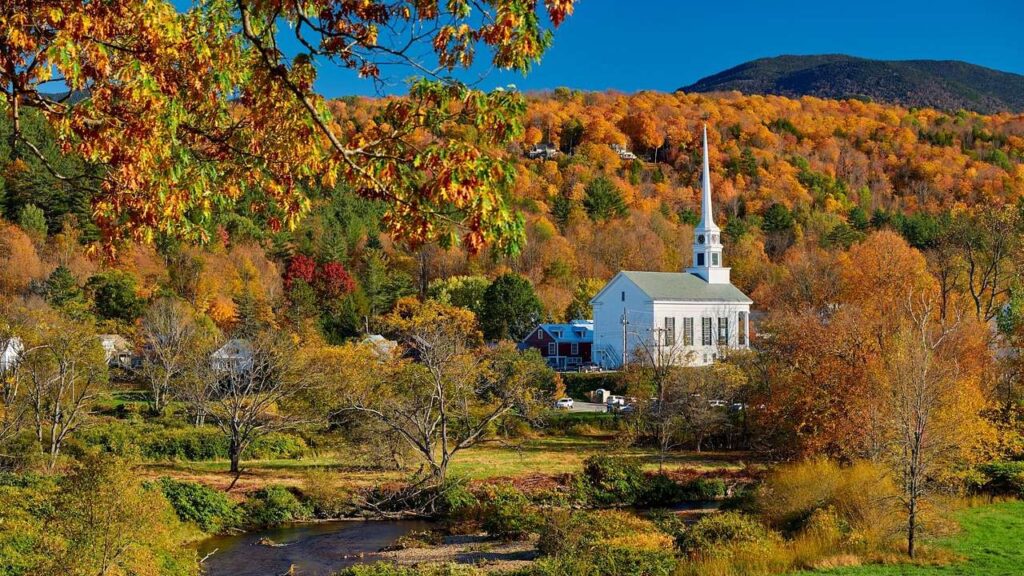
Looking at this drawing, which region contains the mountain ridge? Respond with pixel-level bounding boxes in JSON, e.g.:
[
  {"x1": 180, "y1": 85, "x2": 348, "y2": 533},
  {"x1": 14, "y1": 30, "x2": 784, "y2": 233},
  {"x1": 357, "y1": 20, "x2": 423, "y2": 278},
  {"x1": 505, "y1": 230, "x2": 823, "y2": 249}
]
[{"x1": 679, "y1": 54, "x2": 1024, "y2": 114}]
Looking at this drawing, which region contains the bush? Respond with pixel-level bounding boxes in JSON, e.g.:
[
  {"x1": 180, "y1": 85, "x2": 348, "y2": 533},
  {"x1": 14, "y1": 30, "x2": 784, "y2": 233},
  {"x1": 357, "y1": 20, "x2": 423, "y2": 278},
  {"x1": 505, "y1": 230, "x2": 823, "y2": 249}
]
[
  {"x1": 679, "y1": 512, "x2": 778, "y2": 557},
  {"x1": 977, "y1": 461, "x2": 1024, "y2": 497},
  {"x1": 756, "y1": 459, "x2": 900, "y2": 545},
  {"x1": 77, "y1": 421, "x2": 308, "y2": 461},
  {"x1": 560, "y1": 372, "x2": 625, "y2": 400},
  {"x1": 535, "y1": 509, "x2": 676, "y2": 576},
  {"x1": 636, "y1": 473, "x2": 684, "y2": 507},
  {"x1": 439, "y1": 478, "x2": 479, "y2": 518},
  {"x1": 242, "y1": 485, "x2": 312, "y2": 527},
  {"x1": 543, "y1": 412, "x2": 621, "y2": 436},
  {"x1": 157, "y1": 478, "x2": 241, "y2": 533},
  {"x1": 679, "y1": 478, "x2": 727, "y2": 501},
  {"x1": 576, "y1": 455, "x2": 646, "y2": 506},
  {"x1": 302, "y1": 467, "x2": 355, "y2": 518},
  {"x1": 481, "y1": 484, "x2": 542, "y2": 541}
]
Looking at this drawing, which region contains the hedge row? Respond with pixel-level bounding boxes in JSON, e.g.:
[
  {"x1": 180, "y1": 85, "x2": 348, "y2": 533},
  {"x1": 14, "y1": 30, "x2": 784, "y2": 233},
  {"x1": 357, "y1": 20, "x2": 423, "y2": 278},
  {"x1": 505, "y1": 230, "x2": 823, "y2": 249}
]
[
  {"x1": 561, "y1": 372, "x2": 626, "y2": 400},
  {"x1": 76, "y1": 421, "x2": 308, "y2": 461}
]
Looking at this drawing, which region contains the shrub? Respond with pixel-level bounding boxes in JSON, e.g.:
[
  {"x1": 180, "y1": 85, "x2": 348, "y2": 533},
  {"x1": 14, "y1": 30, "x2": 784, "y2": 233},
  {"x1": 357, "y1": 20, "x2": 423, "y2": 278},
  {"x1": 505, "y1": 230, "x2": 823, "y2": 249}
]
[
  {"x1": 536, "y1": 509, "x2": 591, "y2": 557},
  {"x1": 977, "y1": 461, "x2": 1024, "y2": 497},
  {"x1": 560, "y1": 372, "x2": 625, "y2": 399},
  {"x1": 439, "y1": 478, "x2": 479, "y2": 518},
  {"x1": 481, "y1": 484, "x2": 542, "y2": 541},
  {"x1": 535, "y1": 509, "x2": 676, "y2": 575},
  {"x1": 756, "y1": 459, "x2": 900, "y2": 546},
  {"x1": 679, "y1": 512, "x2": 778, "y2": 557},
  {"x1": 302, "y1": 467, "x2": 354, "y2": 518},
  {"x1": 77, "y1": 421, "x2": 308, "y2": 461},
  {"x1": 157, "y1": 477, "x2": 241, "y2": 533},
  {"x1": 636, "y1": 475, "x2": 728, "y2": 507},
  {"x1": 680, "y1": 478, "x2": 727, "y2": 501},
  {"x1": 576, "y1": 455, "x2": 646, "y2": 506},
  {"x1": 637, "y1": 473, "x2": 684, "y2": 507},
  {"x1": 242, "y1": 485, "x2": 312, "y2": 527},
  {"x1": 543, "y1": 411, "x2": 622, "y2": 436}
]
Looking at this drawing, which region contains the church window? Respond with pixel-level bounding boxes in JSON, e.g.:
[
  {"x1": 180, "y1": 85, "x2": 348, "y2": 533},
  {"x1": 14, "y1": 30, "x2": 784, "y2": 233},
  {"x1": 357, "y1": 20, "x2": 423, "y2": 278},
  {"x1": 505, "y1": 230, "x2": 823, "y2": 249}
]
[
  {"x1": 548, "y1": 342, "x2": 557, "y2": 355},
  {"x1": 621, "y1": 291, "x2": 625, "y2": 301},
  {"x1": 718, "y1": 317, "x2": 729, "y2": 345},
  {"x1": 663, "y1": 317, "x2": 675, "y2": 346},
  {"x1": 738, "y1": 312, "x2": 747, "y2": 346},
  {"x1": 683, "y1": 318, "x2": 694, "y2": 346},
  {"x1": 697, "y1": 253, "x2": 705, "y2": 266},
  {"x1": 571, "y1": 342, "x2": 579, "y2": 356},
  {"x1": 712, "y1": 234, "x2": 718, "y2": 244},
  {"x1": 702, "y1": 318, "x2": 712, "y2": 346},
  {"x1": 698, "y1": 234, "x2": 705, "y2": 245},
  {"x1": 711, "y1": 252, "x2": 719, "y2": 266}
]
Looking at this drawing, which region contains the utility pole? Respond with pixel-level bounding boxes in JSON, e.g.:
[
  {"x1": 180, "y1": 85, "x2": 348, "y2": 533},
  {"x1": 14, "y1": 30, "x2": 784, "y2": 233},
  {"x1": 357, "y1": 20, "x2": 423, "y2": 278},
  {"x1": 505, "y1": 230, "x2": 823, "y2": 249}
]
[{"x1": 620, "y1": 310, "x2": 629, "y2": 368}]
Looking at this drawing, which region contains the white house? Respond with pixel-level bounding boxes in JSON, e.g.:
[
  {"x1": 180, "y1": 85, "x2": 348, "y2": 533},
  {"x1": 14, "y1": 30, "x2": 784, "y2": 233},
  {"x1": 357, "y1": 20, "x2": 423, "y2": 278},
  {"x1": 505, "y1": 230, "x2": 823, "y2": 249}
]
[
  {"x1": 591, "y1": 125, "x2": 753, "y2": 368},
  {"x1": 98, "y1": 334, "x2": 134, "y2": 369},
  {"x1": 0, "y1": 337, "x2": 23, "y2": 373},
  {"x1": 211, "y1": 339, "x2": 254, "y2": 372}
]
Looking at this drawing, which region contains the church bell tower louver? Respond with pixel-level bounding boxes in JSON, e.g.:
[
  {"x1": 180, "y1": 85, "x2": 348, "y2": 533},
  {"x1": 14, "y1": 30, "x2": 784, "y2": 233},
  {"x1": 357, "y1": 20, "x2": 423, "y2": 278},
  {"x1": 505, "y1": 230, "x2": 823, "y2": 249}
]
[{"x1": 686, "y1": 125, "x2": 731, "y2": 285}]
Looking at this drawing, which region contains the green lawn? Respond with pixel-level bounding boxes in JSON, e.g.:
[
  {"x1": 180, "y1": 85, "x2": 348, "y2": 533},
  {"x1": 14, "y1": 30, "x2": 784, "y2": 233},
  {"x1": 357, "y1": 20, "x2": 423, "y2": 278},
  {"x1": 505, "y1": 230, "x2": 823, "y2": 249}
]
[{"x1": 809, "y1": 501, "x2": 1024, "y2": 575}]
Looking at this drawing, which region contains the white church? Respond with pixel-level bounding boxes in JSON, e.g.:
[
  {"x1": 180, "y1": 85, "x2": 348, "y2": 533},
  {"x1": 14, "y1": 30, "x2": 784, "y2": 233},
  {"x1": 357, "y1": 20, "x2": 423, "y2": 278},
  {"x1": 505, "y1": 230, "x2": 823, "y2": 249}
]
[{"x1": 591, "y1": 126, "x2": 753, "y2": 368}]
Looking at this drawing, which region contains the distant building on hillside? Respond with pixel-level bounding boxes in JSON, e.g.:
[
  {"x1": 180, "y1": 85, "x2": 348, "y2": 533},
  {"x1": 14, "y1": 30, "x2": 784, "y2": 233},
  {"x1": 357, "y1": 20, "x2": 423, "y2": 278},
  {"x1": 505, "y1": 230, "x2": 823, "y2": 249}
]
[
  {"x1": 519, "y1": 320, "x2": 593, "y2": 371},
  {"x1": 98, "y1": 334, "x2": 135, "y2": 370},
  {"x1": 610, "y1": 143, "x2": 637, "y2": 160},
  {"x1": 525, "y1": 143, "x2": 559, "y2": 160},
  {"x1": 211, "y1": 339, "x2": 254, "y2": 372},
  {"x1": 591, "y1": 126, "x2": 753, "y2": 368}
]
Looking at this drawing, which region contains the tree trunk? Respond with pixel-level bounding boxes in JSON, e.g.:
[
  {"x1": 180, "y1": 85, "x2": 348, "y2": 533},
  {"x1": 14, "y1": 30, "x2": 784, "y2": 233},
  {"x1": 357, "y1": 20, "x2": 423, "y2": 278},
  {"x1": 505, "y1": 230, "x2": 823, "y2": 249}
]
[{"x1": 229, "y1": 439, "x2": 242, "y2": 474}]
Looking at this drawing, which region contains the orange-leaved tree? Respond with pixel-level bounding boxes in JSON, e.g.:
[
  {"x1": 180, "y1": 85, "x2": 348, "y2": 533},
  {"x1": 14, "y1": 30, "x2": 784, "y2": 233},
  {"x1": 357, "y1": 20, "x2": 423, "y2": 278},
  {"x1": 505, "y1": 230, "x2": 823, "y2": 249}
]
[{"x1": 0, "y1": 0, "x2": 575, "y2": 255}]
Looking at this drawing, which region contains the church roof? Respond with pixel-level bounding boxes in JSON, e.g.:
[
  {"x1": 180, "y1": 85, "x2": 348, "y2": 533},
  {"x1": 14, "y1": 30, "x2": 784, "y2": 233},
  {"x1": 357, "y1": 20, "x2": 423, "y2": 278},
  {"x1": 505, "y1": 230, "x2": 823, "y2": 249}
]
[{"x1": 620, "y1": 271, "x2": 752, "y2": 303}]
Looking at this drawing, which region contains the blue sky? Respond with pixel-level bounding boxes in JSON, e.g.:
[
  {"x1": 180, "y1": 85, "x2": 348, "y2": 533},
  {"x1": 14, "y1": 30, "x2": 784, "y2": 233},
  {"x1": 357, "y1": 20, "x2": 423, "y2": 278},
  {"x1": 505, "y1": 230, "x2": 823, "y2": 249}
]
[{"x1": 175, "y1": 0, "x2": 1024, "y2": 97}]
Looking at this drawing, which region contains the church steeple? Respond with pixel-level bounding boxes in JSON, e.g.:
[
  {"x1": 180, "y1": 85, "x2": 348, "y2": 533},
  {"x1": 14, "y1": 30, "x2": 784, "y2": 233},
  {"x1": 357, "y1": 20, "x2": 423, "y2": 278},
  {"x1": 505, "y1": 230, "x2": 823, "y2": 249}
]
[
  {"x1": 687, "y1": 124, "x2": 731, "y2": 285},
  {"x1": 698, "y1": 124, "x2": 718, "y2": 232}
]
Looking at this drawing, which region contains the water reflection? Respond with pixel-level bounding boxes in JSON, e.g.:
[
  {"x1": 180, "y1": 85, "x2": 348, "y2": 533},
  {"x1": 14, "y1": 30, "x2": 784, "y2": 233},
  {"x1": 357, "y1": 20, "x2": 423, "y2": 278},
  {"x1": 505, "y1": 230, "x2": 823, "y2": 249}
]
[{"x1": 198, "y1": 519, "x2": 433, "y2": 576}]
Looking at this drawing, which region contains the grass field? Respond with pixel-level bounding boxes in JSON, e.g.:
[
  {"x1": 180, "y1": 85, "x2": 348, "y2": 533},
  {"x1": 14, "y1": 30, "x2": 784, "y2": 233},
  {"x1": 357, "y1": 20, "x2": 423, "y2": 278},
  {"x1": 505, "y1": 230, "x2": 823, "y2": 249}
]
[
  {"x1": 142, "y1": 435, "x2": 754, "y2": 493},
  {"x1": 808, "y1": 501, "x2": 1024, "y2": 576}
]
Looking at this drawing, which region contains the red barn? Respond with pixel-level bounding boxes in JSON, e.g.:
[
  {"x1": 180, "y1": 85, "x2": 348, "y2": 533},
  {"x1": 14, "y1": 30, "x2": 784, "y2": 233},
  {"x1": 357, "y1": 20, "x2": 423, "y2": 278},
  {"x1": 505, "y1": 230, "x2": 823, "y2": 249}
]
[{"x1": 519, "y1": 320, "x2": 594, "y2": 371}]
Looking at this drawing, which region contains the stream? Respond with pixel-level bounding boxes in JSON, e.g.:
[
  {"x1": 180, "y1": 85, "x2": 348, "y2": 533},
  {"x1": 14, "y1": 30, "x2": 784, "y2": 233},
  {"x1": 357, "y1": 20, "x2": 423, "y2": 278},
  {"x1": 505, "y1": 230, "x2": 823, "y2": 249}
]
[{"x1": 197, "y1": 519, "x2": 434, "y2": 576}]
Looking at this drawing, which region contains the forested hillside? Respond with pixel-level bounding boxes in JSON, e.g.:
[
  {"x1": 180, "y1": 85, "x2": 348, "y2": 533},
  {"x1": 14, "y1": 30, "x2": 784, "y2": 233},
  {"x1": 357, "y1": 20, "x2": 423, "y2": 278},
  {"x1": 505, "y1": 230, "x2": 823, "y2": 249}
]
[
  {"x1": 681, "y1": 55, "x2": 1024, "y2": 113},
  {"x1": 3, "y1": 89, "x2": 1024, "y2": 335}
]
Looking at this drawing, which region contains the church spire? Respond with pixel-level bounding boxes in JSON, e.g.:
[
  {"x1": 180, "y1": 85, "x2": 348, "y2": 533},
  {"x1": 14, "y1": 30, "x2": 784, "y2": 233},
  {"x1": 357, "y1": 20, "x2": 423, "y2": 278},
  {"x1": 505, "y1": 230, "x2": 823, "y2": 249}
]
[
  {"x1": 699, "y1": 124, "x2": 718, "y2": 231},
  {"x1": 686, "y1": 123, "x2": 731, "y2": 284}
]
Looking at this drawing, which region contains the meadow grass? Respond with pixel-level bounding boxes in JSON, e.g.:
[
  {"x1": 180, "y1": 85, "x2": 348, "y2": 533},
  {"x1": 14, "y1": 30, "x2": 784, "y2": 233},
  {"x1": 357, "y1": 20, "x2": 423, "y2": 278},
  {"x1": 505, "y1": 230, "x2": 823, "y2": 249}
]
[
  {"x1": 807, "y1": 500, "x2": 1024, "y2": 575},
  {"x1": 142, "y1": 435, "x2": 751, "y2": 491}
]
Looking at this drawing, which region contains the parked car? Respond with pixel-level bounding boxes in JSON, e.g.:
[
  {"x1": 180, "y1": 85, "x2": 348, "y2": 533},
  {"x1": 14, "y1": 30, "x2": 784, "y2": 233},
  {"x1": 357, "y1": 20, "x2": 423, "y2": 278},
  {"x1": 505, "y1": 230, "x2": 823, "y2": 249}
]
[
  {"x1": 578, "y1": 363, "x2": 602, "y2": 373},
  {"x1": 554, "y1": 397, "x2": 574, "y2": 410},
  {"x1": 709, "y1": 399, "x2": 727, "y2": 408},
  {"x1": 605, "y1": 395, "x2": 627, "y2": 413}
]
